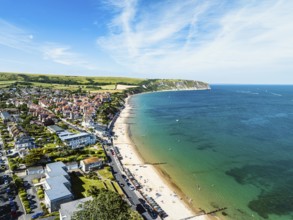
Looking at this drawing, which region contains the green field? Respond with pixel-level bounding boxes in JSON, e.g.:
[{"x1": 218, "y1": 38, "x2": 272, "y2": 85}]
[{"x1": 0, "y1": 72, "x2": 145, "y2": 85}]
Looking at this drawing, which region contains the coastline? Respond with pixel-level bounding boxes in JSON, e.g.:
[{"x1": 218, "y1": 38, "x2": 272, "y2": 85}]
[{"x1": 112, "y1": 95, "x2": 210, "y2": 220}]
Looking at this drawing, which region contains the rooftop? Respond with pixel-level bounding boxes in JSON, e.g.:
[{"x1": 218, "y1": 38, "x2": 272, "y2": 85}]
[
  {"x1": 27, "y1": 166, "x2": 43, "y2": 172},
  {"x1": 46, "y1": 162, "x2": 68, "y2": 178},
  {"x1": 60, "y1": 132, "x2": 92, "y2": 141},
  {"x1": 45, "y1": 175, "x2": 72, "y2": 201},
  {"x1": 47, "y1": 125, "x2": 64, "y2": 133},
  {"x1": 1, "y1": 111, "x2": 11, "y2": 119},
  {"x1": 82, "y1": 157, "x2": 102, "y2": 165}
]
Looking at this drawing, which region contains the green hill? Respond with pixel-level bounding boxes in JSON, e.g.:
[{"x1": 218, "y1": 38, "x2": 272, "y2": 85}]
[
  {"x1": 0, "y1": 72, "x2": 144, "y2": 85},
  {"x1": 0, "y1": 72, "x2": 210, "y2": 92}
]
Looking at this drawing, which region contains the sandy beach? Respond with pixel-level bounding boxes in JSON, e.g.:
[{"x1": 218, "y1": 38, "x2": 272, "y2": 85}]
[{"x1": 112, "y1": 96, "x2": 209, "y2": 220}]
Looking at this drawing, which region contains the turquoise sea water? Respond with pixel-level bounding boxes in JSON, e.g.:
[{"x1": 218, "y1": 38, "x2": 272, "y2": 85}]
[{"x1": 127, "y1": 85, "x2": 293, "y2": 220}]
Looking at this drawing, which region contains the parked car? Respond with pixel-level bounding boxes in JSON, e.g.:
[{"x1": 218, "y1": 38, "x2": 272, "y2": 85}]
[
  {"x1": 127, "y1": 183, "x2": 135, "y2": 191},
  {"x1": 32, "y1": 212, "x2": 43, "y2": 219}
]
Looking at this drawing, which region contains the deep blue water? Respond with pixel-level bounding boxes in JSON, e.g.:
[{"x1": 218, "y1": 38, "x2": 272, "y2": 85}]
[{"x1": 128, "y1": 85, "x2": 293, "y2": 220}]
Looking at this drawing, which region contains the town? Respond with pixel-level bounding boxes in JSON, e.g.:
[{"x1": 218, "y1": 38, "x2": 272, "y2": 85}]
[{"x1": 0, "y1": 84, "x2": 163, "y2": 220}]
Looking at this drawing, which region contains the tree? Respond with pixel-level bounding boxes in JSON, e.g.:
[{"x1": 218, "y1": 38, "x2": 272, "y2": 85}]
[
  {"x1": 72, "y1": 189, "x2": 142, "y2": 220},
  {"x1": 24, "y1": 149, "x2": 42, "y2": 166}
]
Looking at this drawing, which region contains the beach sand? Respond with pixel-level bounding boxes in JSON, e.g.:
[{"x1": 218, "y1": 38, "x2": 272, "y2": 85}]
[{"x1": 113, "y1": 97, "x2": 209, "y2": 220}]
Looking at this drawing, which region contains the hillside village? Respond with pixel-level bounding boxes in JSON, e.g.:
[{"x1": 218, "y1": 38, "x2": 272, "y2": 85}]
[{"x1": 0, "y1": 84, "x2": 138, "y2": 219}]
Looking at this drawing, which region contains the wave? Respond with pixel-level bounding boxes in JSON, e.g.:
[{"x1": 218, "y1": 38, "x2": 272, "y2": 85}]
[
  {"x1": 236, "y1": 90, "x2": 259, "y2": 95},
  {"x1": 271, "y1": 92, "x2": 282, "y2": 96}
]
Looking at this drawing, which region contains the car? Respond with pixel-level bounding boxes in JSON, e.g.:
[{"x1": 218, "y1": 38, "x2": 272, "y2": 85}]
[
  {"x1": 142, "y1": 203, "x2": 150, "y2": 210},
  {"x1": 29, "y1": 199, "x2": 35, "y2": 205},
  {"x1": 127, "y1": 184, "x2": 135, "y2": 191},
  {"x1": 148, "y1": 210, "x2": 158, "y2": 219},
  {"x1": 32, "y1": 212, "x2": 44, "y2": 219}
]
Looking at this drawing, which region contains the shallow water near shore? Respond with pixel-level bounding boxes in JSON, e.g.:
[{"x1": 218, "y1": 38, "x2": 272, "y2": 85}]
[{"x1": 127, "y1": 85, "x2": 293, "y2": 220}]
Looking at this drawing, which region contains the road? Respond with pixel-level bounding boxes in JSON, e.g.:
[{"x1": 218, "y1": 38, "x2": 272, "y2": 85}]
[
  {"x1": 0, "y1": 137, "x2": 25, "y2": 220},
  {"x1": 104, "y1": 144, "x2": 158, "y2": 220}
]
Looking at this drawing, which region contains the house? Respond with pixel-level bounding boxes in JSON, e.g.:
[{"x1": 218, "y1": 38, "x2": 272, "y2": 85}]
[
  {"x1": 59, "y1": 197, "x2": 93, "y2": 220},
  {"x1": 26, "y1": 166, "x2": 44, "y2": 175},
  {"x1": 47, "y1": 125, "x2": 65, "y2": 134},
  {"x1": 7, "y1": 123, "x2": 22, "y2": 139},
  {"x1": 15, "y1": 135, "x2": 35, "y2": 150},
  {"x1": 80, "y1": 157, "x2": 103, "y2": 172},
  {"x1": 44, "y1": 162, "x2": 73, "y2": 212},
  {"x1": 0, "y1": 111, "x2": 11, "y2": 122},
  {"x1": 66, "y1": 162, "x2": 78, "y2": 171},
  {"x1": 60, "y1": 132, "x2": 96, "y2": 149}
]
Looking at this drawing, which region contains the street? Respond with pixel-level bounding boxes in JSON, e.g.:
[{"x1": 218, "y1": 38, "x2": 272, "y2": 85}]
[{"x1": 104, "y1": 144, "x2": 158, "y2": 220}]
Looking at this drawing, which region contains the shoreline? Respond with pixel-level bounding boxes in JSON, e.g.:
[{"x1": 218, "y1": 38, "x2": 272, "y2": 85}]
[{"x1": 112, "y1": 95, "x2": 211, "y2": 220}]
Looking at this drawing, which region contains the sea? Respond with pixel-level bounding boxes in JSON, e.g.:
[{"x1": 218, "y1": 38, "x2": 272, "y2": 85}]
[{"x1": 127, "y1": 85, "x2": 293, "y2": 220}]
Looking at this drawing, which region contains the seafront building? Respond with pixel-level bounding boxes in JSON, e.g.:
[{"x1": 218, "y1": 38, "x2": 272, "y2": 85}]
[
  {"x1": 59, "y1": 132, "x2": 96, "y2": 149},
  {"x1": 44, "y1": 162, "x2": 73, "y2": 212}
]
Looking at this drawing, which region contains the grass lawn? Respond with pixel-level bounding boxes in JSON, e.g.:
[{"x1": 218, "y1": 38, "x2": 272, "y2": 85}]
[
  {"x1": 97, "y1": 166, "x2": 114, "y2": 180},
  {"x1": 70, "y1": 172, "x2": 105, "y2": 198},
  {"x1": 104, "y1": 180, "x2": 115, "y2": 192},
  {"x1": 44, "y1": 143, "x2": 57, "y2": 148},
  {"x1": 112, "y1": 182, "x2": 124, "y2": 196}
]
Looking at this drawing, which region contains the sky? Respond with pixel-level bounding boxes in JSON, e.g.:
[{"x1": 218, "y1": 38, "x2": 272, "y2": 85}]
[{"x1": 0, "y1": 0, "x2": 292, "y2": 84}]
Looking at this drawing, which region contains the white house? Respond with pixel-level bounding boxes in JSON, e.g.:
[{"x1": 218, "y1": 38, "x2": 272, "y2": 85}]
[{"x1": 80, "y1": 157, "x2": 103, "y2": 172}]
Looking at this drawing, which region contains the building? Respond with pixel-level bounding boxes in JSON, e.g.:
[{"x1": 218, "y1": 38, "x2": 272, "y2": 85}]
[
  {"x1": 66, "y1": 162, "x2": 79, "y2": 171},
  {"x1": 15, "y1": 135, "x2": 35, "y2": 150},
  {"x1": 60, "y1": 132, "x2": 96, "y2": 149},
  {"x1": 26, "y1": 166, "x2": 44, "y2": 175},
  {"x1": 80, "y1": 157, "x2": 103, "y2": 172},
  {"x1": 0, "y1": 111, "x2": 11, "y2": 122},
  {"x1": 47, "y1": 125, "x2": 65, "y2": 134},
  {"x1": 59, "y1": 197, "x2": 93, "y2": 220},
  {"x1": 44, "y1": 162, "x2": 73, "y2": 212}
]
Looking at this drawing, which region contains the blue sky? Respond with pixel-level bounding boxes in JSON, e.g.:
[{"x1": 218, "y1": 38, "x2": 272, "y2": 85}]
[{"x1": 0, "y1": 0, "x2": 292, "y2": 84}]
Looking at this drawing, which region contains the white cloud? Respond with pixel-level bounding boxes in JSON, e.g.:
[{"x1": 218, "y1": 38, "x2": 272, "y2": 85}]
[
  {"x1": 98, "y1": 0, "x2": 293, "y2": 83},
  {"x1": 0, "y1": 19, "x2": 35, "y2": 52},
  {"x1": 42, "y1": 43, "x2": 96, "y2": 70},
  {"x1": 0, "y1": 19, "x2": 97, "y2": 71}
]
